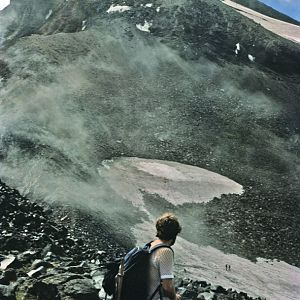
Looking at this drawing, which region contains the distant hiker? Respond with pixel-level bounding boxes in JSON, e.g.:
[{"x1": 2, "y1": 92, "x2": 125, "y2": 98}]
[
  {"x1": 102, "y1": 213, "x2": 182, "y2": 300},
  {"x1": 228, "y1": 264, "x2": 231, "y2": 271},
  {"x1": 225, "y1": 264, "x2": 228, "y2": 271}
]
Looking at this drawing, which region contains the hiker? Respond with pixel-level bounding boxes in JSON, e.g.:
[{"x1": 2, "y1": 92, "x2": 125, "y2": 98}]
[
  {"x1": 102, "y1": 213, "x2": 182, "y2": 300},
  {"x1": 148, "y1": 213, "x2": 182, "y2": 300}
]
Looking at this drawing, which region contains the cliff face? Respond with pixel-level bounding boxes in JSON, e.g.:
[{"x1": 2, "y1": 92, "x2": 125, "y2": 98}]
[{"x1": 0, "y1": 0, "x2": 299, "y2": 288}]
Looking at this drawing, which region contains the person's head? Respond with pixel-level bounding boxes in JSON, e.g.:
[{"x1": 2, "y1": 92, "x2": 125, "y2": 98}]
[{"x1": 156, "y1": 213, "x2": 182, "y2": 245}]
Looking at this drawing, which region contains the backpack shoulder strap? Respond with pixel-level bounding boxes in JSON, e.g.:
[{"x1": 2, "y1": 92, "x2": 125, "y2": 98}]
[{"x1": 148, "y1": 243, "x2": 174, "y2": 254}]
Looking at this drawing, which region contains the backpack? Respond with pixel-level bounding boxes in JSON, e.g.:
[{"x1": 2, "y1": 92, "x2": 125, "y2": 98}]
[{"x1": 102, "y1": 242, "x2": 173, "y2": 300}]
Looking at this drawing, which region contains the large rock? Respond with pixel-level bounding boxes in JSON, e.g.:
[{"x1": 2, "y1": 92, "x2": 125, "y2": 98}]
[
  {"x1": 2, "y1": 236, "x2": 28, "y2": 252},
  {"x1": 0, "y1": 257, "x2": 21, "y2": 271},
  {"x1": 14, "y1": 273, "x2": 84, "y2": 300},
  {"x1": 62, "y1": 278, "x2": 99, "y2": 300},
  {"x1": 0, "y1": 284, "x2": 15, "y2": 300},
  {"x1": 27, "y1": 266, "x2": 46, "y2": 278},
  {"x1": 27, "y1": 280, "x2": 60, "y2": 300},
  {"x1": 30, "y1": 260, "x2": 53, "y2": 270},
  {"x1": 0, "y1": 269, "x2": 17, "y2": 286},
  {"x1": 17, "y1": 251, "x2": 38, "y2": 266},
  {"x1": 181, "y1": 288, "x2": 198, "y2": 299},
  {"x1": 42, "y1": 244, "x2": 64, "y2": 257}
]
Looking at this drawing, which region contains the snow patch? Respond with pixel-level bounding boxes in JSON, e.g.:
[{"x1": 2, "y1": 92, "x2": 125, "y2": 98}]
[
  {"x1": 234, "y1": 42, "x2": 240, "y2": 55},
  {"x1": 107, "y1": 4, "x2": 131, "y2": 13},
  {"x1": 0, "y1": 0, "x2": 10, "y2": 11},
  {"x1": 137, "y1": 162, "x2": 189, "y2": 181},
  {"x1": 45, "y1": 9, "x2": 53, "y2": 20},
  {"x1": 136, "y1": 21, "x2": 152, "y2": 33},
  {"x1": 140, "y1": 3, "x2": 153, "y2": 7},
  {"x1": 82, "y1": 20, "x2": 87, "y2": 31},
  {"x1": 156, "y1": 7, "x2": 161, "y2": 12},
  {"x1": 98, "y1": 157, "x2": 243, "y2": 207},
  {"x1": 134, "y1": 219, "x2": 300, "y2": 300},
  {"x1": 248, "y1": 54, "x2": 255, "y2": 62}
]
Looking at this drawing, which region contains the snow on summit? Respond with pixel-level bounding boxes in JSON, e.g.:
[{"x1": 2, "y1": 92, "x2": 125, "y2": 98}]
[
  {"x1": 107, "y1": 4, "x2": 131, "y2": 13},
  {"x1": 223, "y1": 0, "x2": 300, "y2": 43}
]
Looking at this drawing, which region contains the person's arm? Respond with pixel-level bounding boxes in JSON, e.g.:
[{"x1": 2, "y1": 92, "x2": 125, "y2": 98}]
[
  {"x1": 161, "y1": 279, "x2": 181, "y2": 300},
  {"x1": 157, "y1": 248, "x2": 181, "y2": 300}
]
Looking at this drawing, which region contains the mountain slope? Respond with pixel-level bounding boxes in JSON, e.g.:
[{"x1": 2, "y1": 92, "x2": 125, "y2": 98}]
[
  {"x1": 0, "y1": 1, "x2": 299, "y2": 299},
  {"x1": 224, "y1": 0, "x2": 300, "y2": 44}
]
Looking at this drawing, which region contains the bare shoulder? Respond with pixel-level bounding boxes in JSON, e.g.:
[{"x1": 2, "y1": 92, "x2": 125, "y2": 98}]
[{"x1": 155, "y1": 247, "x2": 174, "y2": 256}]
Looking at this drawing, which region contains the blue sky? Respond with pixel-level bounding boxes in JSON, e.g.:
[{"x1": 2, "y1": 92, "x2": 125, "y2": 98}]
[{"x1": 259, "y1": 0, "x2": 300, "y2": 21}]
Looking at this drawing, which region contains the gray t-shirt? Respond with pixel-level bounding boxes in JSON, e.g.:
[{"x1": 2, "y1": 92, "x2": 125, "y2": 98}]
[{"x1": 148, "y1": 245, "x2": 174, "y2": 300}]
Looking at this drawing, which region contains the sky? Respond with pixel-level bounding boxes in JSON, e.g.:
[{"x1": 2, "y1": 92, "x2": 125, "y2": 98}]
[{"x1": 259, "y1": 0, "x2": 300, "y2": 21}]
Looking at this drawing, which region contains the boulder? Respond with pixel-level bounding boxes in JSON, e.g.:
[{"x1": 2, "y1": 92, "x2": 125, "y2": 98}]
[
  {"x1": 31, "y1": 260, "x2": 53, "y2": 270},
  {"x1": 62, "y1": 278, "x2": 99, "y2": 300},
  {"x1": 2, "y1": 236, "x2": 28, "y2": 252},
  {"x1": 42, "y1": 243, "x2": 64, "y2": 257},
  {"x1": 200, "y1": 292, "x2": 215, "y2": 300},
  {"x1": 179, "y1": 287, "x2": 198, "y2": 299},
  {"x1": 63, "y1": 266, "x2": 84, "y2": 275},
  {"x1": 0, "y1": 257, "x2": 21, "y2": 271},
  {"x1": 211, "y1": 285, "x2": 227, "y2": 294},
  {"x1": 13, "y1": 212, "x2": 28, "y2": 226},
  {"x1": 199, "y1": 280, "x2": 208, "y2": 287},
  {"x1": 27, "y1": 280, "x2": 60, "y2": 300},
  {"x1": 90, "y1": 270, "x2": 103, "y2": 290},
  {"x1": 0, "y1": 269, "x2": 17, "y2": 285},
  {"x1": 0, "y1": 284, "x2": 15, "y2": 300},
  {"x1": 17, "y1": 251, "x2": 38, "y2": 265},
  {"x1": 27, "y1": 266, "x2": 46, "y2": 278}
]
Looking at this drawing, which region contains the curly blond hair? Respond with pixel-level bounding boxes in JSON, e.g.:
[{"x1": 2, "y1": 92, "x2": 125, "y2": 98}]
[{"x1": 156, "y1": 213, "x2": 182, "y2": 241}]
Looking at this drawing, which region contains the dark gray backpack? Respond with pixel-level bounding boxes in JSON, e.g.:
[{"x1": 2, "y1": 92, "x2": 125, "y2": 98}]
[{"x1": 102, "y1": 241, "x2": 173, "y2": 300}]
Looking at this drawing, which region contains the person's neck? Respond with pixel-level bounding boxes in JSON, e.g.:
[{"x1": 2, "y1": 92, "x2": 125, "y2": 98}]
[{"x1": 156, "y1": 238, "x2": 172, "y2": 246}]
